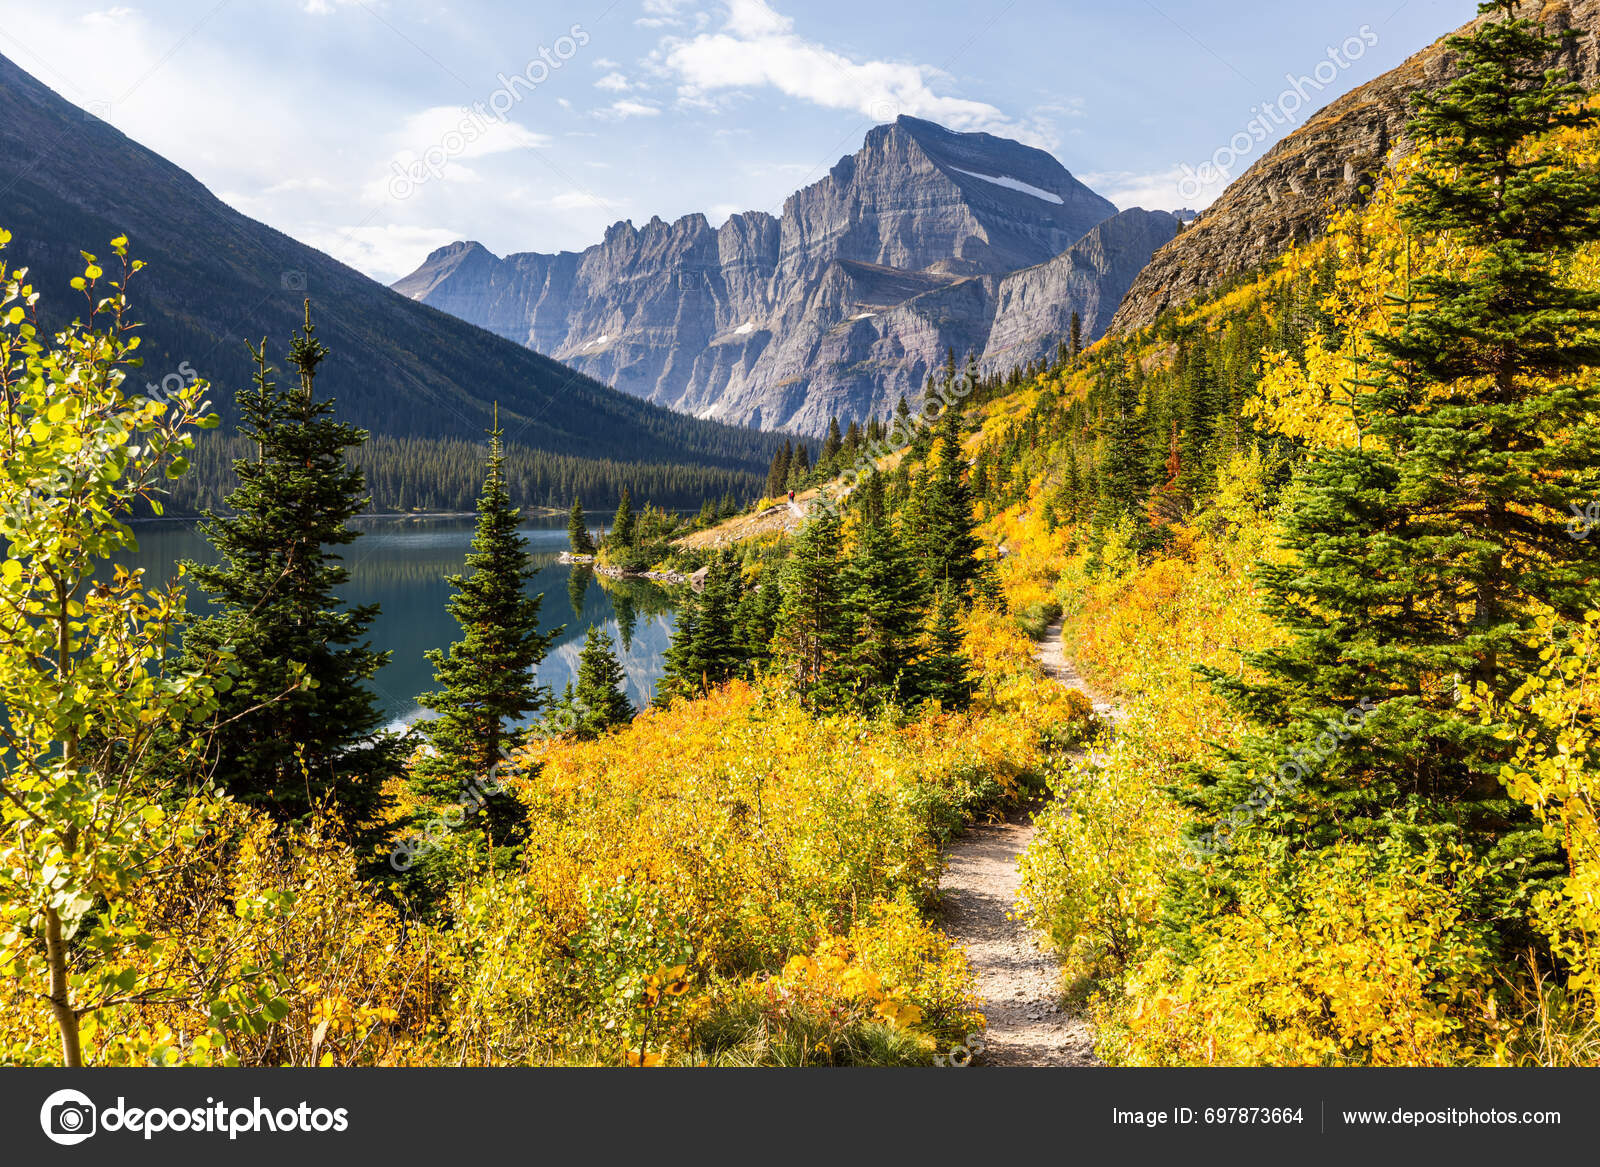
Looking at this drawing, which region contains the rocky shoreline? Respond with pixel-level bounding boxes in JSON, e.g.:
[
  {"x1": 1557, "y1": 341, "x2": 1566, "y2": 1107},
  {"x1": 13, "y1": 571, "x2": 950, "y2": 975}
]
[{"x1": 556, "y1": 552, "x2": 707, "y2": 591}]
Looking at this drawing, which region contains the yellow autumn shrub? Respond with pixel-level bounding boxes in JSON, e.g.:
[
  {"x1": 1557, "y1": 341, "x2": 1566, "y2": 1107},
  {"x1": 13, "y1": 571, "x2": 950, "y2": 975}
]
[{"x1": 1097, "y1": 842, "x2": 1501, "y2": 1066}]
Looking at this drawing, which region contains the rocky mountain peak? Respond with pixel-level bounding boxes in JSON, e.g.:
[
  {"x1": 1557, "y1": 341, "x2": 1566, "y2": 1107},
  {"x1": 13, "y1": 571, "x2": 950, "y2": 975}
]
[{"x1": 394, "y1": 118, "x2": 1164, "y2": 434}]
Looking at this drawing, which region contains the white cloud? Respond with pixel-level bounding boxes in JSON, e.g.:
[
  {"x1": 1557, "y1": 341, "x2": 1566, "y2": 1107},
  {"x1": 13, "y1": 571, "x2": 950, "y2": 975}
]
[
  {"x1": 636, "y1": 0, "x2": 691, "y2": 28},
  {"x1": 390, "y1": 105, "x2": 548, "y2": 162},
  {"x1": 595, "y1": 71, "x2": 632, "y2": 92},
  {"x1": 80, "y1": 6, "x2": 135, "y2": 25},
  {"x1": 298, "y1": 223, "x2": 464, "y2": 282},
  {"x1": 548, "y1": 190, "x2": 620, "y2": 211},
  {"x1": 1079, "y1": 168, "x2": 1218, "y2": 213},
  {"x1": 657, "y1": 0, "x2": 1032, "y2": 140},
  {"x1": 600, "y1": 99, "x2": 661, "y2": 120}
]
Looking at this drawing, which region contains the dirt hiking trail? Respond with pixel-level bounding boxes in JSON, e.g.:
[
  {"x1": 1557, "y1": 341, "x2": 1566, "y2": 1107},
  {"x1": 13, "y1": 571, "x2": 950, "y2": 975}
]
[{"x1": 937, "y1": 621, "x2": 1112, "y2": 1067}]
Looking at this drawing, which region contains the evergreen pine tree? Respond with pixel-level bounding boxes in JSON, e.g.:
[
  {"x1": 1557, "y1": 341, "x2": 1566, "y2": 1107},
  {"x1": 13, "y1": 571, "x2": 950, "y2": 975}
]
[
  {"x1": 893, "y1": 396, "x2": 913, "y2": 446},
  {"x1": 610, "y1": 486, "x2": 636, "y2": 547},
  {"x1": 1184, "y1": 2, "x2": 1600, "y2": 944},
  {"x1": 657, "y1": 591, "x2": 699, "y2": 705},
  {"x1": 841, "y1": 475, "x2": 925, "y2": 702},
  {"x1": 659, "y1": 551, "x2": 745, "y2": 699},
  {"x1": 917, "y1": 406, "x2": 983, "y2": 602},
  {"x1": 411, "y1": 414, "x2": 558, "y2": 872},
  {"x1": 181, "y1": 303, "x2": 399, "y2": 843},
  {"x1": 774, "y1": 508, "x2": 848, "y2": 701},
  {"x1": 821, "y1": 416, "x2": 843, "y2": 464},
  {"x1": 1098, "y1": 358, "x2": 1148, "y2": 522},
  {"x1": 766, "y1": 443, "x2": 791, "y2": 498},
  {"x1": 916, "y1": 584, "x2": 973, "y2": 709},
  {"x1": 567, "y1": 498, "x2": 596, "y2": 555},
  {"x1": 788, "y1": 442, "x2": 811, "y2": 487},
  {"x1": 736, "y1": 571, "x2": 783, "y2": 666},
  {"x1": 1070, "y1": 311, "x2": 1083, "y2": 362},
  {"x1": 571, "y1": 624, "x2": 634, "y2": 737}
]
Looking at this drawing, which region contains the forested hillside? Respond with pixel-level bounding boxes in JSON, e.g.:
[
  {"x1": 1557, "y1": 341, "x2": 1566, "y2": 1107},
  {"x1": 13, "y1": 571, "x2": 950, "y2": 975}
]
[
  {"x1": 164, "y1": 432, "x2": 764, "y2": 515},
  {"x1": 0, "y1": 50, "x2": 775, "y2": 499},
  {"x1": 982, "y1": 8, "x2": 1600, "y2": 1063}
]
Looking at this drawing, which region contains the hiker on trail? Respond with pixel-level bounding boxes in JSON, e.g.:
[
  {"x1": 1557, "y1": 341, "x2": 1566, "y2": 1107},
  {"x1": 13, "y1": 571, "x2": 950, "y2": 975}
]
[{"x1": 788, "y1": 490, "x2": 795, "y2": 505}]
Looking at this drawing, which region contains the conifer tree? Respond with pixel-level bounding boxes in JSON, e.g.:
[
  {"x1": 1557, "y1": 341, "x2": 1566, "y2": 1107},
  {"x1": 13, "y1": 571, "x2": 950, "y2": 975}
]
[
  {"x1": 894, "y1": 396, "x2": 913, "y2": 445},
  {"x1": 736, "y1": 571, "x2": 783, "y2": 665},
  {"x1": 821, "y1": 416, "x2": 843, "y2": 464},
  {"x1": 610, "y1": 486, "x2": 636, "y2": 547},
  {"x1": 658, "y1": 551, "x2": 744, "y2": 700},
  {"x1": 766, "y1": 443, "x2": 792, "y2": 498},
  {"x1": 1097, "y1": 358, "x2": 1148, "y2": 523},
  {"x1": 917, "y1": 585, "x2": 973, "y2": 709},
  {"x1": 181, "y1": 303, "x2": 399, "y2": 842},
  {"x1": 568, "y1": 498, "x2": 596, "y2": 554},
  {"x1": 788, "y1": 442, "x2": 811, "y2": 487},
  {"x1": 774, "y1": 508, "x2": 848, "y2": 701},
  {"x1": 1186, "y1": 2, "x2": 1600, "y2": 938},
  {"x1": 1063, "y1": 448, "x2": 1084, "y2": 525},
  {"x1": 1070, "y1": 311, "x2": 1083, "y2": 362},
  {"x1": 411, "y1": 415, "x2": 558, "y2": 869},
  {"x1": 571, "y1": 624, "x2": 634, "y2": 737},
  {"x1": 841, "y1": 476, "x2": 925, "y2": 702},
  {"x1": 918, "y1": 406, "x2": 983, "y2": 602},
  {"x1": 657, "y1": 595, "x2": 698, "y2": 706}
]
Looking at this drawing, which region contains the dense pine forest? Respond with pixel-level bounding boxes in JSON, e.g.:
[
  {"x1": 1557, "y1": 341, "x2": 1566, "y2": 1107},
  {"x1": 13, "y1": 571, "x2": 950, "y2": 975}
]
[
  {"x1": 2, "y1": 3, "x2": 1598, "y2": 1071},
  {"x1": 161, "y1": 431, "x2": 767, "y2": 516}
]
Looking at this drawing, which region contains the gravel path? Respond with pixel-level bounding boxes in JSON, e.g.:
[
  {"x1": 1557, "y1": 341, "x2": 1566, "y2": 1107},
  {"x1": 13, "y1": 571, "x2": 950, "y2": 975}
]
[{"x1": 937, "y1": 621, "x2": 1107, "y2": 1067}]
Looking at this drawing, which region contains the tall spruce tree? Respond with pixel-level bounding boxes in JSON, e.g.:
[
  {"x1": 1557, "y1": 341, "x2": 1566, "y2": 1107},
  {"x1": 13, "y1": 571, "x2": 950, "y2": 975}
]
[
  {"x1": 918, "y1": 406, "x2": 983, "y2": 602},
  {"x1": 788, "y1": 442, "x2": 811, "y2": 487},
  {"x1": 821, "y1": 416, "x2": 844, "y2": 465},
  {"x1": 842, "y1": 476, "x2": 926, "y2": 702},
  {"x1": 766, "y1": 443, "x2": 791, "y2": 498},
  {"x1": 736, "y1": 570, "x2": 782, "y2": 666},
  {"x1": 774, "y1": 508, "x2": 848, "y2": 701},
  {"x1": 658, "y1": 550, "x2": 744, "y2": 701},
  {"x1": 1184, "y1": 2, "x2": 1600, "y2": 942},
  {"x1": 610, "y1": 486, "x2": 636, "y2": 547},
  {"x1": 411, "y1": 415, "x2": 558, "y2": 868},
  {"x1": 917, "y1": 584, "x2": 974, "y2": 709},
  {"x1": 1097, "y1": 357, "x2": 1149, "y2": 524},
  {"x1": 567, "y1": 498, "x2": 596, "y2": 554},
  {"x1": 570, "y1": 624, "x2": 634, "y2": 737},
  {"x1": 181, "y1": 304, "x2": 398, "y2": 842}
]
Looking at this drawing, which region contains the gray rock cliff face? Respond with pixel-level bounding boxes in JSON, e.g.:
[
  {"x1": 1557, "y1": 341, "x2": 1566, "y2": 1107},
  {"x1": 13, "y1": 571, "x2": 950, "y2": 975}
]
[
  {"x1": 395, "y1": 116, "x2": 1172, "y2": 434},
  {"x1": 1113, "y1": 0, "x2": 1600, "y2": 332}
]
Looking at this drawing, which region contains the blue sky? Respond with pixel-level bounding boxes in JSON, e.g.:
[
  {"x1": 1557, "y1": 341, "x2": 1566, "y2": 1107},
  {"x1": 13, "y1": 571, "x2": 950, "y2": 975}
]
[{"x1": 0, "y1": 0, "x2": 1481, "y2": 282}]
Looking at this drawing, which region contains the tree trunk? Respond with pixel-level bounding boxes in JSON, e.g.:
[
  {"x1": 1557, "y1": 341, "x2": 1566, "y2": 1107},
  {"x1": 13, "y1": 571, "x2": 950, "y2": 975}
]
[{"x1": 45, "y1": 906, "x2": 82, "y2": 1067}]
